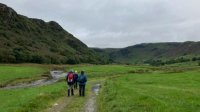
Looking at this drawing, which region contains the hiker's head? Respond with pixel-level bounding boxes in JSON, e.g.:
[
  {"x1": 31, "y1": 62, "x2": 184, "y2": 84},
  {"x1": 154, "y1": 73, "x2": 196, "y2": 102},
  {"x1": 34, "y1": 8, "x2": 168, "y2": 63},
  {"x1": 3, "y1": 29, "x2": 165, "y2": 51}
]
[
  {"x1": 81, "y1": 71, "x2": 84, "y2": 75},
  {"x1": 75, "y1": 70, "x2": 78, "y2": 74},
  {"x1": 69, "y1": 69, "x2": 74, "y2": 72}
]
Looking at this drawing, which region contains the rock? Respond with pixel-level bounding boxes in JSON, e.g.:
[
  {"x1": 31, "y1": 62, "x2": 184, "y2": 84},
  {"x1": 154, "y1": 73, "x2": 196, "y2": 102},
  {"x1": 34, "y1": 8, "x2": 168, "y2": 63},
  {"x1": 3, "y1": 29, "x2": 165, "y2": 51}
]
[{"x1": 54, "y1": 103, "x2": 58, "y2": 106}]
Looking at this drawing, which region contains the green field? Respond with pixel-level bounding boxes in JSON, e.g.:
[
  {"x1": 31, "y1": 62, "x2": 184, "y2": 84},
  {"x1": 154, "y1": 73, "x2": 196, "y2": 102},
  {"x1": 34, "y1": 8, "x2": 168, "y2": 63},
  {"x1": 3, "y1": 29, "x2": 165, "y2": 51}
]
[
  {"x1": 0, "y1": 82, "x2": 66, "y2": 112},
  {"x1": 0, "y1": 65, "x2": 49, "y2": 87},
  {"x1": 0, "y1": 64, "x2": 200, "y2": 112},
  {"x1": 98, "y1": 71, "x2": 200, "y2": 112}
]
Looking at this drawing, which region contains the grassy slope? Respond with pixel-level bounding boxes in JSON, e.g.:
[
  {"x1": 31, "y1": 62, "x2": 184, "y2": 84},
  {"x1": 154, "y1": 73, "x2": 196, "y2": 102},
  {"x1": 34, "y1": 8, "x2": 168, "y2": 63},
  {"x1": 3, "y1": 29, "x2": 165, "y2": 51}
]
[
  {"x1": 98, "y1": 71, "x2": 200, "y2": 112},
  {"x1": 94, "y1": 42, "x2": 200, "y2": 64},
  {"x1": 0, "y1": 3, "x2": 105, "y2": 64}
]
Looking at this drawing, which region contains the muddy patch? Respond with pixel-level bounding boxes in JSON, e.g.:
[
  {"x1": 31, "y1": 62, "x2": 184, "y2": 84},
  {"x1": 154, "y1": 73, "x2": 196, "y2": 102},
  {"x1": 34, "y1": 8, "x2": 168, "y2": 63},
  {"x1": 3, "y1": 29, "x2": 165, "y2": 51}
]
[
  {"x1": 84, "y1": 83, "x2": 101, "y2": 112},
  {"x1": 1, "y1": 71, "x2": 66, "y2": 89}
]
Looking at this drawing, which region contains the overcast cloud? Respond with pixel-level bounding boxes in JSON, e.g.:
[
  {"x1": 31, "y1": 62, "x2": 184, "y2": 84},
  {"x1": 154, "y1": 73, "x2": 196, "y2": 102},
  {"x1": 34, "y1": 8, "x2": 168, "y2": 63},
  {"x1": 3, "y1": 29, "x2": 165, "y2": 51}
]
[{"x1": 1, "y1": 0, "x2": 200, "y2": 48}]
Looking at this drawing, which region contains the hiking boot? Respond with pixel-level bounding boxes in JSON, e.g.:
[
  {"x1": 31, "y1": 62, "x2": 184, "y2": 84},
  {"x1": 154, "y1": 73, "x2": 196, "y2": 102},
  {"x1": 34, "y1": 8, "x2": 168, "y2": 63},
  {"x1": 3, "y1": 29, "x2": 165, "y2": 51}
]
[
  {"x1": 71, "y1": 89, "x2": 74, "y2": 96},
  {"x1": 79, "y1": 90, "x2": 81, "y2": 96},
  {"x1": 68, "y1": 89, "x2": 70, "y2": 96}
]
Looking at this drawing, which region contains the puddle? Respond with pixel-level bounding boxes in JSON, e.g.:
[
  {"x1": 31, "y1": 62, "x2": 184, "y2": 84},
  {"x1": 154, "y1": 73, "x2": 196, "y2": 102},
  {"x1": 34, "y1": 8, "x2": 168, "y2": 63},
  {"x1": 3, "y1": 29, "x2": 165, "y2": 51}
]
[
  {"x1": 92, "y1": 84, "x2": 101, "y2": 95},
  {"x1": 1, "y1": 71, "x2": 66, "y2": 89},
  {"x1": 84, "y1": 83, "x2": 101, "y2": 112}
]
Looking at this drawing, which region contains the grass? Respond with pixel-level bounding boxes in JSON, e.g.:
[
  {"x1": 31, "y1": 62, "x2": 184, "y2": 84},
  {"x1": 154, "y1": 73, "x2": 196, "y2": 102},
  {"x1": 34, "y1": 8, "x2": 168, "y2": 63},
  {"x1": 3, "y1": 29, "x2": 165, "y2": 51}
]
[
  {"x1": 98, "y1": 70, "x2": 200, "y2": 112},
  {"x1": 166, "y1": 61, "x2": 200, "y2": 67},
  {"x1": 0, "y1": 81, "x2": 67, "y2": 112},
  {"x1": 69, "y1": 65, "x2": 150, "y2": 78},
  {"x1": 0, "y1": 65, "x2": 48, "y2": 86},
  {"x1": 1, "y1": 64, "x2": 200, "y2": 112},
  {"x1": 0, "y1": 64, "x2": 107, "y2": 112}
]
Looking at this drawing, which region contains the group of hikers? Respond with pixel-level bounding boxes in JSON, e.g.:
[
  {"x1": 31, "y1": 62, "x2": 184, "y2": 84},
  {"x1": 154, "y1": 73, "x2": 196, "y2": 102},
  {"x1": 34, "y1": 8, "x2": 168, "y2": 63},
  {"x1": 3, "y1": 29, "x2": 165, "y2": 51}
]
[{"x1": 66, "y1": 70, "x2": 87, "y2": 97}]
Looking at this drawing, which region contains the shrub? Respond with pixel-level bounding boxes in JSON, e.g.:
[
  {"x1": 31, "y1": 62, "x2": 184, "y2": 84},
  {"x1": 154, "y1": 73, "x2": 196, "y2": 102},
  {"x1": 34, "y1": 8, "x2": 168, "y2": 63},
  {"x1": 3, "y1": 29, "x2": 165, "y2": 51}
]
[
  {"x1": 192, "y1": 57, "x2": 197, "y2": 61},
  {"x1": 30, "y1": 55, "x2": 44, "y2": 64}
]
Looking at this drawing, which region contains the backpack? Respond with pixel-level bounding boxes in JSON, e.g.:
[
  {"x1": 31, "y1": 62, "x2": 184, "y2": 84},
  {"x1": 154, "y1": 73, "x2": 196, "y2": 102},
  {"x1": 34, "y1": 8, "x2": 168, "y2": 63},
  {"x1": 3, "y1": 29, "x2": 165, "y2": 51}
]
[
  {"x1": 67, "y1": 73, "x2": 74, "y2": 82},
  {"x1": 79, "y1": 75, "x2": 85, "y2": 83}
]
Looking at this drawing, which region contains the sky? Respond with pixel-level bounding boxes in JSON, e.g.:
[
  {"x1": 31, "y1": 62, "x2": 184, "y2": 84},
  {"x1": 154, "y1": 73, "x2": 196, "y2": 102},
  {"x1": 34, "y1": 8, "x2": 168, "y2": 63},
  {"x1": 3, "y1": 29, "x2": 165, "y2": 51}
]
[{"x1": 0, "y1": 0, "x2": 200, "y2": 48}]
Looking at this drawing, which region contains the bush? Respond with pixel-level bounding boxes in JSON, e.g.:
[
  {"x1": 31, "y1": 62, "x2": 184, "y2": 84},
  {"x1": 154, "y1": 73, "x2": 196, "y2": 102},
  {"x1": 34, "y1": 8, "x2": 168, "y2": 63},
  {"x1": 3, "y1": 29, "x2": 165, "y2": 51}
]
[
  {"x1": 192, "y1": 57, "x2": 200, "y2": 61},
  {"x1": 192, "y1": 57, "x2": 197, "y2": 61},
  {"x1": 148, "y1": 60, "x2": 165, "y2": 66}
]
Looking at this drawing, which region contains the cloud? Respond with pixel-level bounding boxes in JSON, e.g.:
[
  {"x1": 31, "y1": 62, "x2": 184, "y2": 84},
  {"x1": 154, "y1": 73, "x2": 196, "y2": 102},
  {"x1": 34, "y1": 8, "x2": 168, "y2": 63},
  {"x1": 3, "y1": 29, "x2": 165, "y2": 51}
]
[{"x1": 1, "y1": 0, "x2": 200, "y2": 48}]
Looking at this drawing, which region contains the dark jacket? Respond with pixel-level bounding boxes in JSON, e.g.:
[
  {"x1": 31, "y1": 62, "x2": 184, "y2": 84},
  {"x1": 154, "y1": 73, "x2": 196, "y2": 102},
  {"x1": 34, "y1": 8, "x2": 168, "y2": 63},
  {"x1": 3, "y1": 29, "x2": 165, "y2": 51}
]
[
  {"x1": 74, "y1": 74, "x2": 78, "y2": 81},
  {"x1": 78, "y1": 74, "x2": 87, "y2": 85}
]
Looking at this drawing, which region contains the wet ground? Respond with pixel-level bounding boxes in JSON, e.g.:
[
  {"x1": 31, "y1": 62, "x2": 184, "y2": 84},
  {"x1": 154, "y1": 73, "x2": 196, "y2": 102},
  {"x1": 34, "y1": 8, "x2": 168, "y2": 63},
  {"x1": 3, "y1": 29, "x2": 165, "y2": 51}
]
[
  {"x1": 2, "y1": 71, "x2": 66, "y2": 89},
  {"x1": 84, "y1": 83, "x2": 101, "y2": 112}
]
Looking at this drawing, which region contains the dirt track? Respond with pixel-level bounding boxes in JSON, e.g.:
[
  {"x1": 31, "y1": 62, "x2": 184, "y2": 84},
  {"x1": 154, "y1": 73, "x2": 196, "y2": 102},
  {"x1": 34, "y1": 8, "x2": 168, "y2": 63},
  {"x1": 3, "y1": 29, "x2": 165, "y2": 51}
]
[
  {"x1": 46, "y1": 83, "x2": 101, "y2": 112},
  {"x1": 84, "y1": 83, "x2": 101, "y2": 112}
]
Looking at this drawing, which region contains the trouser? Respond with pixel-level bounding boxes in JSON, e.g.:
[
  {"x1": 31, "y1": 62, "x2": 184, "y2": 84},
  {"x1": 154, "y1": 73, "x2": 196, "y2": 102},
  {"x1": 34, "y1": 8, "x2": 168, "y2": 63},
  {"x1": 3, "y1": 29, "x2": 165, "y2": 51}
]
[
  {"x1": 79, "y1": 85, "x2": 85, "y2": 96},
  {"x1": 68, "y1": 84, "x2": 74, "y2": 96},
  {"x1": 74, "y1": 81, "x2": 78, "y2": 89}
]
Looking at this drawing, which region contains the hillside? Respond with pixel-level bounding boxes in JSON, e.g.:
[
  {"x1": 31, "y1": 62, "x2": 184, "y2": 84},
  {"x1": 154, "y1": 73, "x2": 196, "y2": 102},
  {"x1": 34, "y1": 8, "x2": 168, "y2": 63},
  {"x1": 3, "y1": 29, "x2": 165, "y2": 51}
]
[
  {"x1": 93, "y1": 41, "x2": 200, "y2": 64},
  {"x1": 0, "y1": 3, "x2": 108, "y2": 64}
]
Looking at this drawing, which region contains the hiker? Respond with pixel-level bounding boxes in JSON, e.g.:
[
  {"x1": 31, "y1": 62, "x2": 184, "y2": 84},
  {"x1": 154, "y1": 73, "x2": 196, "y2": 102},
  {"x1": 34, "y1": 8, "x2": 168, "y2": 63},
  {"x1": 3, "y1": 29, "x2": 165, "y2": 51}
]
[
  {"x1": 73, "y1": 70, "x2": 78, "y2": 89},
  {"x1": 78, "y1": 71, "x2": 87, "y2": 96},
  {"x1": 66, "y1": 70, "x2": 74, "y2": 96}
]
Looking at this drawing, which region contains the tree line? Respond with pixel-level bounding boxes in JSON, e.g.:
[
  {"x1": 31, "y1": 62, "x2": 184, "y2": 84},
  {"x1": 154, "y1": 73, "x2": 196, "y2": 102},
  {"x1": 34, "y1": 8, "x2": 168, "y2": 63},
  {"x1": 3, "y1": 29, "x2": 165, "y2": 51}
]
[{"x1": 144, "y1": 57, "x2": 200, "y2": 66}]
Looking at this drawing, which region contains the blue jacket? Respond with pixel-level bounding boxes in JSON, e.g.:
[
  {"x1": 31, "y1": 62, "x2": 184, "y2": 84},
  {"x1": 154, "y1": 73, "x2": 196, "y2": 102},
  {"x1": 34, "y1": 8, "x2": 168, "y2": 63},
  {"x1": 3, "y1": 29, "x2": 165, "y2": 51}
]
[{"x1": 78, "y1": 74, "x2": 87, "y2": 85}]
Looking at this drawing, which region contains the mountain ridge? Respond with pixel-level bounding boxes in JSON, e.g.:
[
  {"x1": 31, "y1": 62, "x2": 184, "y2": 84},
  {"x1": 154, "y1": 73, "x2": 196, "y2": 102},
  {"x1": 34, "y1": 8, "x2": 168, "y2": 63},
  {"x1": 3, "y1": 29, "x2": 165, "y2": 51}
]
[
  {"x1": 92, "y1": 41, "x2": 200, "y2": 64},
  {"x1": 0, "y1": 3, "x2": 108, "y2": 64}
]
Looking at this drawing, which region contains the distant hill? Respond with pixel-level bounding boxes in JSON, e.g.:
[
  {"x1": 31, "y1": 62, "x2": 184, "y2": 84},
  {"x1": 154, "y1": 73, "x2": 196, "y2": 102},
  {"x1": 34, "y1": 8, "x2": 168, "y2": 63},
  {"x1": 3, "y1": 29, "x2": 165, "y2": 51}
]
[
  {"x1": 0, "y1": 3, "x2": 108, "y2": 64},
  {"x1": 93, "y1": 41, "x2": 200, "y2": 64}
]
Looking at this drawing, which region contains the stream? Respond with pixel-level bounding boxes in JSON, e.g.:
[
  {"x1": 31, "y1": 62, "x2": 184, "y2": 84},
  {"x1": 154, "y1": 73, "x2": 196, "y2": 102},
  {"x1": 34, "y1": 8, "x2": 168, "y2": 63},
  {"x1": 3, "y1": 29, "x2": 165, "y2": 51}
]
[{"x1": 1, "y1": 71, "x2": 66, "y2": 89}]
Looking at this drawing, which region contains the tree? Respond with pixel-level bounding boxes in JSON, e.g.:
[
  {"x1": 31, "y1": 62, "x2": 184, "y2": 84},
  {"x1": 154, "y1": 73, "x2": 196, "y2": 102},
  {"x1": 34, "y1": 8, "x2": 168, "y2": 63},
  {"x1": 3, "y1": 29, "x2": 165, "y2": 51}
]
[
  {"x1": 192, "y1": 57, "x2": 197, "y2": 61},
  {"x1": 30, "y1": 55, "x2": 44, "y2": 64}
]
